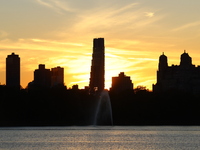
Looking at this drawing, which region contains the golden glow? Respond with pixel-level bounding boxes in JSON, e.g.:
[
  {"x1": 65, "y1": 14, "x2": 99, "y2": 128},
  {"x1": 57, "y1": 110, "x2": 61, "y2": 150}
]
[
  {"x1": 1, "y1": 35, "x2": 200, "y2": 90},
  {"x1": 1, "y1": 1, "x2": 200, "y2": 90}
]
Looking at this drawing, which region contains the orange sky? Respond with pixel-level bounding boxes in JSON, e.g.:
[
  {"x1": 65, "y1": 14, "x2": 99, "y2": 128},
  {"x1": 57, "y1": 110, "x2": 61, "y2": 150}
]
[{"x1": 1, "y1": 1, "x2": 200, "y2": 90}]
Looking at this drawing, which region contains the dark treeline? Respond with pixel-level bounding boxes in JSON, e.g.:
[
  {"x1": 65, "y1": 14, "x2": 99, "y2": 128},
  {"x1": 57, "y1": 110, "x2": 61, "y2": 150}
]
[
  {"x1": 0, "y1": 85, "x2": 200, "y2": 126},
  {"x1": 110, "y1": 89, "x2": 200, "y2": 125}
]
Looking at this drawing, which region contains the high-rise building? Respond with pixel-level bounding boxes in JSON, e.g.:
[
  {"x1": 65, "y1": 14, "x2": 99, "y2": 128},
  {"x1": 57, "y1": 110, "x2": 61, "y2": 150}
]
[
  {"x1": 110, "y1": 72, "x2": 133, "y2": 92},
  {"x1": 34, "y1": 64, "x2": 51, "y2": 88},
  {"x1": 89, "y1": 38, "x2": 105, "y2": 93},
  {"x1": 6, "y1": 52, "x2": 20, "y2": 89},
  {"x1": 51, "y1": 66, "x2": 64, "y2": 86},
  {"x1": 153, "y1": 51, "x2": 200, "y2": 94}
]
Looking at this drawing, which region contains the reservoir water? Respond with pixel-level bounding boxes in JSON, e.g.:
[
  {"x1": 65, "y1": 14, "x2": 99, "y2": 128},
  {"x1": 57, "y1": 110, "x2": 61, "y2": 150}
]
[{"x1": 0, "y1": 126, "x2": 200, "y2": 150}]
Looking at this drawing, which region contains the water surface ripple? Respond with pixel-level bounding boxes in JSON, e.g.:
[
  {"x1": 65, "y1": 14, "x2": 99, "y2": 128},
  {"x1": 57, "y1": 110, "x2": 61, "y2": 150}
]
[{"x1": 0, "y1": 126, "x2": 200, "y2": 150}]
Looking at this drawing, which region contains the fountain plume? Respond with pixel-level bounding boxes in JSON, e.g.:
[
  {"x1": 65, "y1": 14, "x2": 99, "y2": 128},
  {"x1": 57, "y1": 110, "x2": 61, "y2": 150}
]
[{"x1": 93, "y1": 90, "x2": 113, "y2": 125}]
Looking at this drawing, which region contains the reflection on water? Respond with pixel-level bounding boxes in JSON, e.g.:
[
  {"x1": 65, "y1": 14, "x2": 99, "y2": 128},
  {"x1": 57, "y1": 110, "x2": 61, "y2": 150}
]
[{"x1": 0, "y1": 126, "x2": 200, "y2": 150}]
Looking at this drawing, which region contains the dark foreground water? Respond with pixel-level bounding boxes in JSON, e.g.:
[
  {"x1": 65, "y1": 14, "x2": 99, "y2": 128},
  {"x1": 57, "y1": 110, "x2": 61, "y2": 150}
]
[{"x1": 0, "y1": 126, "x2": 200, "y2": 150}]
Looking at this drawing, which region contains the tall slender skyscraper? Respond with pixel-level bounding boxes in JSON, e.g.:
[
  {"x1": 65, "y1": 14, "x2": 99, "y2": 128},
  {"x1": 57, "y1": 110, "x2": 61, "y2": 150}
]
[
  {"x1": 89, "y1": 38, "x2": 105, "y2": 93},
  {"x1": 6, "y1": 52, "x2": 20, "y2": 89}
]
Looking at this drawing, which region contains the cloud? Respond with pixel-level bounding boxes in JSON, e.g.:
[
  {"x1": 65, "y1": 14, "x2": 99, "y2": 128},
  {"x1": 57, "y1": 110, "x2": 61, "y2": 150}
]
[
  {"x1": 35, "y1": 0, "x2": 75, "y2": 14},
  {"x1": 72, "y1": 3, "x2": 139, "y2": 29},
  {"x1": 145, "y1": 12, "x2": 154, "y2": 17},
  {"x1": 111, "y1": 2, "x2": 139, "y2": 15},
  {"x1": 65, "y1": 2, "x2": 163, "y2": 42},
  {"x1": 36, "y1": 0, "x2": 52, "y2": 8},
  {"x1": 172, "y1": 21, "x2": 200, "y2": 31},
  {"x1": 31, "y1": 39, "x2": 84, "y2": 47}
]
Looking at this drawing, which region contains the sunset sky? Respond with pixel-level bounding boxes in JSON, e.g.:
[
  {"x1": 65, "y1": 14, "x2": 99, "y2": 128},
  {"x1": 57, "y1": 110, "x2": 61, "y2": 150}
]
[{"x1": 1, "y1": 0, "x2": 200, "y2": 90}]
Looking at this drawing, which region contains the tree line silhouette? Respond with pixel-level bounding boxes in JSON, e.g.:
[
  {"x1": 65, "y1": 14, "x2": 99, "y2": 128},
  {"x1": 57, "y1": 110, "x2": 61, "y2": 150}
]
[{"x1": 0, "y1": 85, "x2": 200, "y2": 126}]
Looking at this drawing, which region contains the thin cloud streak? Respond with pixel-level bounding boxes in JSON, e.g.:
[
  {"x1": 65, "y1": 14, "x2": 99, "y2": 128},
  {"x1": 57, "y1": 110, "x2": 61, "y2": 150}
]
[
  {"x1": 31, "y1": 39, "x2": 84, "y2": 46},
  {"x1": 35, "y1": 0, "x2": 75, "y2": 14},
  {"x1": 36, "y1": 0, "x2": 52, "y2": 8},
  {"x1": 0, "y1": 38, "x2": 87, "y2": 54},
  {"x1": 71, "y1": 3, "x2": 144, "y2": 31},
  {"x1": 172, "y1": 21, "x2": 200, "y2": 31}
]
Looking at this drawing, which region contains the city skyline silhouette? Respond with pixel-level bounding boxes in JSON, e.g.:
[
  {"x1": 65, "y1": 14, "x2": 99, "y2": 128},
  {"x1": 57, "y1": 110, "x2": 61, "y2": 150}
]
[
  {"x1": 1, "y1": 1, "x2": 200, "y2": 90},
  {"x1": 2, "y1": 39, "x2": 200, "y2": 92},
  {"x1": 1, "y1": 38, "x2": 200, "y2": 126}
]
